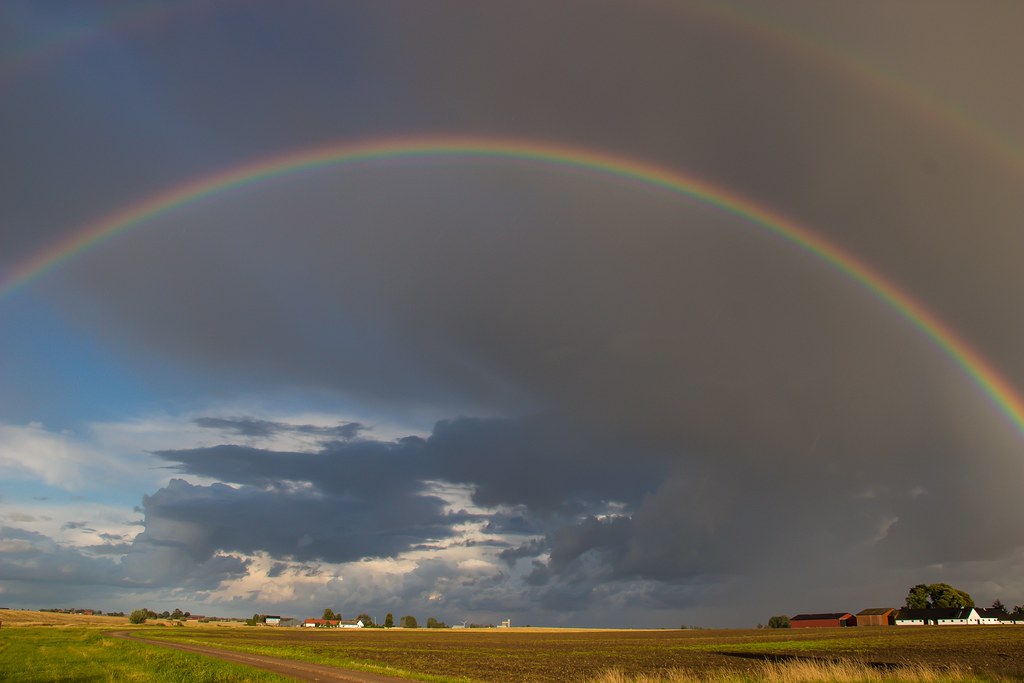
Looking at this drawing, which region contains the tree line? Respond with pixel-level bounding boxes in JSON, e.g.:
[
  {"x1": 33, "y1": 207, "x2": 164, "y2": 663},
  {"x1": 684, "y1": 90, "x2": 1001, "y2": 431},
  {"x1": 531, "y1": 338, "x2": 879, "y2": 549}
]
[{"x1": 316, "y1": 609, "x2": 453, "y2": 628}]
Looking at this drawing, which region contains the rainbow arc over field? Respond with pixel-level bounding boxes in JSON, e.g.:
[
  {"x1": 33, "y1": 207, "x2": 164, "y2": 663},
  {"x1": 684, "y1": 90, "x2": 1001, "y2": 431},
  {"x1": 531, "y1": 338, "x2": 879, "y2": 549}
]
[{"x1": 4, "y1": 135, "x2": 1024, "y2": 438}]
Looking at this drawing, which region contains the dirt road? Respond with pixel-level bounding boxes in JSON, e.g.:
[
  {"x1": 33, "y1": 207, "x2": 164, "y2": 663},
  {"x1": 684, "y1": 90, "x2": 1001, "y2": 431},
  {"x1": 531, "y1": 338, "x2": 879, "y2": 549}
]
[{"x1": 107, "y1": 631, "x2": 414, "y2": 683}]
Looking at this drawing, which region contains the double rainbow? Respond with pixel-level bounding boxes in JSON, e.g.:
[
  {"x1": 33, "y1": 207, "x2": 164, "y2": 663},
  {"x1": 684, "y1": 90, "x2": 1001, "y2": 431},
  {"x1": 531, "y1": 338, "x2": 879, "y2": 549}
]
[{"x1": 4, "y1": 136, "x2": 1022, "y2": 438}]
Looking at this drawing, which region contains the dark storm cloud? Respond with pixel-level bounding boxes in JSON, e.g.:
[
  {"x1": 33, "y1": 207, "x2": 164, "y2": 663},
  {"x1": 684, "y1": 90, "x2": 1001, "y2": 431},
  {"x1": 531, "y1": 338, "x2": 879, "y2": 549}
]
[
  {"x1": 159, "y1": 415, "x2": 665, "y2": 516},
  {"x1": 134, "y1": 477, "x2": 467, "y2": 565},
  {"x1": 498, "y1": 538, "x2": 547, "y2": 567},
  {"x1": 426, "y1": 416, "x2": 664, "y2": 514},
  {"x1": 138, "y1": 413, "x2": 670, "y2": 583},
  {"x1": 154, "y1": 438, "x2": 428, "y2": 496},
  {"x1": 193, "y1": 416, "x2": 366, "y2": 440},
  {"x1": 4, "y1": 1, "x2": 1024, "y2": 623}
]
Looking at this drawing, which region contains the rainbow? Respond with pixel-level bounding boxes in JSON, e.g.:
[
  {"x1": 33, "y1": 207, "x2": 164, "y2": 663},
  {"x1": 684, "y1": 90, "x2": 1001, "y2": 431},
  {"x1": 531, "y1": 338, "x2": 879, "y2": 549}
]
[
  {"x1": 4, "y1": 135, "x2": 1023, "y2": 438},
  {"x1": 697, "y1": 2, "x2": 1024, "y2": 179}
]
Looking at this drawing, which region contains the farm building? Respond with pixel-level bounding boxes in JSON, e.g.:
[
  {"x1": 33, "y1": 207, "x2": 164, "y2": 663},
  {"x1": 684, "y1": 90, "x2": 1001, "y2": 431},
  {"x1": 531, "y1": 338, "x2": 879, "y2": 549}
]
[
  {"x1": 790, "y1": 613, "x2": 855, "y2": 628},
  {"x1": 894, "y1": 608, "x2": 979, "y2": 626},
  {"x1": 264, "y1": 615, "x2": 281, "y2": 626},
  {"x1": 976, "y1": 608, "x2": 1006, "y2": 625},
  {"x1": 339, "y1": 619, "x2": 364, "y2": 628},
  {"x1": 855, "y1": 608, "x2": 896, "y2": 626},
  {"x1": 304, "y1": 618, "x2": 341, "y2": 628}
]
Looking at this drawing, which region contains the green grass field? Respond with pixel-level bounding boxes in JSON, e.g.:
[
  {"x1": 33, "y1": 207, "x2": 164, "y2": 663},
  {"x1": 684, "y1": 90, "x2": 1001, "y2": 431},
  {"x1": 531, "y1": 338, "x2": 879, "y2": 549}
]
[{"x1": 0, "y1": 627, "x2": 291, "y2": 683}]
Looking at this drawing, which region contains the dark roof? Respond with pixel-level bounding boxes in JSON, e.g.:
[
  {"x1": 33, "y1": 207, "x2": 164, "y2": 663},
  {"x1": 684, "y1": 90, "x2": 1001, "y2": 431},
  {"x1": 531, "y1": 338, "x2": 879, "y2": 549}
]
[
  {"x1": 791, "y1": 613, "x2": 853, "y2": 621},
  {"x1": 856, "y1": 608, "x2": 895, "y2": 616},
  {"x1": 976, "y1": 608, "x2": 1006, "y2": 618},
  {"x1": 895, "y1": 608, "x2": 972, "y2": 620}
]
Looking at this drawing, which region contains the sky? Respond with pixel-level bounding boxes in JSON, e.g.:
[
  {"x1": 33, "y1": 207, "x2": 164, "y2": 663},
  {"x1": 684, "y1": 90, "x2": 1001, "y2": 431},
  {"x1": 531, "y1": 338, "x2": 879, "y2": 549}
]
[{"x1": 2, "y1": 1, "x2": 1024, "y2": 628}]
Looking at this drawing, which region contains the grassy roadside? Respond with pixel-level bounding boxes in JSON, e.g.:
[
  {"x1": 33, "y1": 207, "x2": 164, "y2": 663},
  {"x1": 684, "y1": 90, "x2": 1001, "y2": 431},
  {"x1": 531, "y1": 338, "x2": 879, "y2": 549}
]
[
  {"x1": 0, "y1": 627, "x2": 291, "y2": 683},
  {"x1": 134, "y1": 629, "x2": 475, "y2": 683}
]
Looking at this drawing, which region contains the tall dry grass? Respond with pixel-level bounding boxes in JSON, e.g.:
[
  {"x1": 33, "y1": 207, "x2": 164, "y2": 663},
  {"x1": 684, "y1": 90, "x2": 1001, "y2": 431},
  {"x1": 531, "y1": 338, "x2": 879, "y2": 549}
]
[{"x1": 593, "y1": 659, "x2": 995, "y2": 683}]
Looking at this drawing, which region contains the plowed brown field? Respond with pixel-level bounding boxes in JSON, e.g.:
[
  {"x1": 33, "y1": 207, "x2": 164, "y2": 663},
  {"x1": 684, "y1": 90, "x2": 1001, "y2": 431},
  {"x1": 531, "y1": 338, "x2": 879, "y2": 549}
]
[{"x1": 139, "y1": 625, "x2": 1024, "y2": 681}]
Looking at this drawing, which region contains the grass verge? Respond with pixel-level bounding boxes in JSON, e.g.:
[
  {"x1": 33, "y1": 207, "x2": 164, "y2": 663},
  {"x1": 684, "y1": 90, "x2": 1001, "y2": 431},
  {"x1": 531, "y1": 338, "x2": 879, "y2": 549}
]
[
  {"x1": 594, "y1": 659, "x2": 1009, "y2": 682},
  {"x1": 0, "y1": 627, "x2": 291, "y2": 682}
]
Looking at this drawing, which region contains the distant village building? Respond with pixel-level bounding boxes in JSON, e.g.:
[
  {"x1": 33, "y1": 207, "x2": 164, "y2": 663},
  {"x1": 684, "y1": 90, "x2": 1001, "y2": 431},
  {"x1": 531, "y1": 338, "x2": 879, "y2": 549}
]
[
  {"x1": 304, "y1": 618, "x2": 341, "y2": 628},
  {"x1": 264, "y1": 615, "x2": 282, "y2": 626},
  {"x1": 855, "y1": 608, "x2": 896, "y2": 626},
  {"x1": 790, "y1": 613, "x2": 855, "y2": 628},
  {"x1": 339, "y1": 619, "x2": 364, "y2": 628},
  {"x1": 498, "y1": 619, "x2": 511, "y2": 628},
  {"x1": 894, "y1": 608, "x2": 979, "y2": 626}
]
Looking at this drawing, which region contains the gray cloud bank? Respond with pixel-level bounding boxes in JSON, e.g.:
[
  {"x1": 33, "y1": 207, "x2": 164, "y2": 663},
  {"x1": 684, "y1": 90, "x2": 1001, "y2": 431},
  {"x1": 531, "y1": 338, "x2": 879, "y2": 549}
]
[{"x1": 3, "y1": 1, "x2": 1024, "y2": 623}]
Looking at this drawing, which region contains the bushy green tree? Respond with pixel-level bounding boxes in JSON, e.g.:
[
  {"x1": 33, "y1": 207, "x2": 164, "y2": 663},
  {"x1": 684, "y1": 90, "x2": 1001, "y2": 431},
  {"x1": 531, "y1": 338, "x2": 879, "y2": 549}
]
[
  {"x1": 357, "y1": 613, "x2": 373, "y2": 626},
  {"x1": 384, "y1": 613, "x2": 394, "y2": 628},
  {"x1": 991, "y1": 600, "x2": 1008, "y2": 615},
  {"x1": 129, "y1": 609, "x2": 149, "y2": 624},
  {"x1": 400, "y1": 615, "x2": 418, "y2": 628},
  {"x1": 906, "y1": 584, "x2": 930, "y2": 609},
  {"x1": 905, "y1": 583, "x2": 974, "y2": 609},
  {"x1": 322, "y1": 608, "x2": 337, "y2": 621},
  {"x1": 767, "y1": 615, "x2": 790, "y2": 629},
  {"x1": 426, "y1": 617, "x2": 447, "y2": 628}
]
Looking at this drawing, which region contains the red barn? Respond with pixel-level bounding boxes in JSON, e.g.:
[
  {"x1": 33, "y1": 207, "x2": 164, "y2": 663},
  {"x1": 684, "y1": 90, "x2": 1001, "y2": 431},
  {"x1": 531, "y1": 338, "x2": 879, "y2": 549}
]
[{"x1": 790, "y1": 612, "x2": 855, "y2": 628}]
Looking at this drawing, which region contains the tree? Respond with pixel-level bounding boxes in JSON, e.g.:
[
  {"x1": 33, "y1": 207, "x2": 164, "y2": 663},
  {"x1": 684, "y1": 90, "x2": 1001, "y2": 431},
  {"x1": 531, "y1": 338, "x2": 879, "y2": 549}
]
[
  {"x1": 129, "y1": 609, "x2": 149, "y2": 624},
  {"x1": 357, "y1": 613, "x2": 373, "y2": 627},
  {"x1": 171, "y1": 608, "x2": 184, "y2": 620},
  {"x1": 384, "y1": 613, "x2": 394, "y2": 628},
  {"x1": 991, "y1": 599, "x2": 1009, "y2": 615},
  {"x1": 400, "y1": 615, "x2": 418, "y2": 628},
  {"x1": 767, "y1": 615, "x2": 790, "y2": 629},
  {"x1": 904, "y1": 583, "x2": 974, "y2": 609},
  {"x1": 905, "y1": 584, "x2": 930, "y2": 609},
  {"x1": 426, "y1": 617, "x2": 447, "y2": 628},
  {"x1": 322, "y1": 608, "x2": 338, "y2": 621},
  {"x1": 1012, "y1": 605, "x2": 1024, "y2": 618}
]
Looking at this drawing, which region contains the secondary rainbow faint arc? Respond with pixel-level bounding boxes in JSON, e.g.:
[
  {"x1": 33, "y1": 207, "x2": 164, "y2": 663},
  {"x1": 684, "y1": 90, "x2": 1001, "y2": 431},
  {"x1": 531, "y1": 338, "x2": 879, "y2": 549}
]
[{"x1": 4, "y1": 135, "x2": 1023, "y2": 438}]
